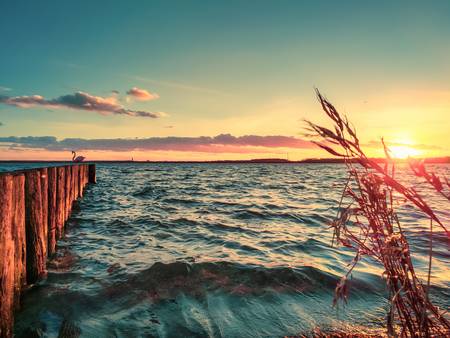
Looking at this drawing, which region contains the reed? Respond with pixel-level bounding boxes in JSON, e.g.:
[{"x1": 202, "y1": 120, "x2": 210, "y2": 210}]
[{"x1": 305, "y1": 90, "x2": 450, "y2": 337}]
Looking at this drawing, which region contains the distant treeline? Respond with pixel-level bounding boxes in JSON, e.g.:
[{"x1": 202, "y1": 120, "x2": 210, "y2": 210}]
[{"x1": 0, "y1": 156, "x2": 448, "y2": 164}]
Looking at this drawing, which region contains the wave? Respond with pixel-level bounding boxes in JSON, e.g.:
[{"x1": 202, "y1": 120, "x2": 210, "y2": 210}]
[
  {"x1": 132, "y1": 185, "x2": 167, "y2": 198},
  {"x1": 102, "y1": 261, "x2": 379, "y2": 300},
  {"x1": 10, "y1": 163, "x2": 450, "y2": 337}
]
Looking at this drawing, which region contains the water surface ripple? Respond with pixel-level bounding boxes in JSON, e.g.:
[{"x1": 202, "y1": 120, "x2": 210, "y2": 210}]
[{"x1": 1, "y1": 163, "x2": 448, "y2": 337}]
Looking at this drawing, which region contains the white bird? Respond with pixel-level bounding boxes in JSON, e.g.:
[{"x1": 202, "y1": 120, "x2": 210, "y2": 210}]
[{"x1": 72, "y1": 151, "x2": 85, "y2": 163}]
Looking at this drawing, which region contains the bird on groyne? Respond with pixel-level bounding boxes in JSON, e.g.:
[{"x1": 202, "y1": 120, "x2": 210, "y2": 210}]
[{"x1": 71, "y1": 151, "x2": 86, "y2": 163}]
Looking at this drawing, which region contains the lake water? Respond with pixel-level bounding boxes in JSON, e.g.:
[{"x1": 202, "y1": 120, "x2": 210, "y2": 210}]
[{"x1": 1, "y1": 163, "x2": 449, "y2": 337}]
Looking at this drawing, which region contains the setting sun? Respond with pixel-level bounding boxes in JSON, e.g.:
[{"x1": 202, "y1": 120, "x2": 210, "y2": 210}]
[{"x1": 389, "y1": 145, "x2": 421, "y2": 159}]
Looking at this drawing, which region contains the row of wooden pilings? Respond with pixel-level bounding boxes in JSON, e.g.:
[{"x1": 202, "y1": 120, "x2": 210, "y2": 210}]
[{"x1": 0, "y1": 163, "x2": 96, "y2": 337}]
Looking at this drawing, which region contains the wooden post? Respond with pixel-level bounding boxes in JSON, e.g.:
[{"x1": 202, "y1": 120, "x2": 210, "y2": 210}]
[
  {"x1": 0, "y1": 174, "x2": 15, "y2": 338},
  {"x1": 78, "y1": 165, "x2": 84, "y2": 198},
  {"x1": 64, "y1": 166, "x2": 72, "y2": 221},
  {"x1": 47, "y1": 168, "x2": 57, "y2": 256},
  {"x1": 39, "y1": 168, "x2": 48, "y2": 260},
  {"x1": 79, "y1": 165, "x2": 83, "y2": 198},
  {"x1": 25, "y1": 170, "x2": 47, "y2": 284},
  {"x1": 88, "y1": 164, "x2": 96, "y2": 184},
  {"x1": 11, "y1": 174, "x2": 26, "y2": 310},
  {"x1": 82, "y1": 164, "x2": 88, "y2": 192},
  {"x1": 72, "y1": 165, "x2": 79, "y2": 200},
  {"x1": 56, "y1": 167, "x2": 65, "y2": 239}
]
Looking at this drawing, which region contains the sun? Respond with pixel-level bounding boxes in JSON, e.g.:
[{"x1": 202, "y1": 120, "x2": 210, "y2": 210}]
[{"x1": 389, "y1": 145, "x2": 421, "y2": 159}]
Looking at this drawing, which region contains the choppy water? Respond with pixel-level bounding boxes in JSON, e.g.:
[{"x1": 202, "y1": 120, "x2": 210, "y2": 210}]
[{"x1": 1, "y1": 163, "x2": 449, "y2": 337}]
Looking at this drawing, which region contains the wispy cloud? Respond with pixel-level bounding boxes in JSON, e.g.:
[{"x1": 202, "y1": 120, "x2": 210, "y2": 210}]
[
  {"x1": 127, "y1": 87, "x2": 159, "y2": 101},
  {"x1": 131, "y1": 75, "x2": 230, "y2": 96},
  {"x1": 0, "y1": 91, "x2": 166, "y2": 118},
  {"x1": 53, "y1": 60, "x2": 85, "y2": 70},
  {"x1": 0, "y1": 86, "x2": 12, "y2": 92},
  {"x1": 0, "y1": 134, "x2": 314, "y2": 153}
]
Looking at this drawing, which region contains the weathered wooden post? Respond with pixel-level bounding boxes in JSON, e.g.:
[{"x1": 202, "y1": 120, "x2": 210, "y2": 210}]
[
  {"x1": 47, "y1": 167, "x2": 57, "y2": 256},
  {"x1": 88, "y1": 164, "x2": 96, "y2": 184},
  {"x1": 78, "y1": 165, "x2": 84, "y2": 198},
  {"x1": 39, "y1": 168, "x2": 48, "y2": 259},
  {"x1": 11, "y1": 174, "x2": 26, "y2": 310},
  {"x1": 56, "y1": 167, "x2": 65, "y2": 239},
  {"x1": 25, "y1": 170, "x2": 47, "y2": 284},
  {"x1": 64, "y1": 166, "x2": 72, "y2": 221},
  {"x1": 77, "y1": 165, "x2": 81, "y2": 199},
  {"x1": 72, "y1": 165, "x2": 79, "y2": 202},
  {"x1": 83, "y1": 164, "x2": 87, "y2": 190},
  {"x1": 0, "y1": 174, "x2": 14, "y2": 338}
]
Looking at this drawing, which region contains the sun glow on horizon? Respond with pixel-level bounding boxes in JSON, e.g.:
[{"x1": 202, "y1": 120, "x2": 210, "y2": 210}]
[{"x1": 389, "y1": 145, "x2": 421, "y2": 159}]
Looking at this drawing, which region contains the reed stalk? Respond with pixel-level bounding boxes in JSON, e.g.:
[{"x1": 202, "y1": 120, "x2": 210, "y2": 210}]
[{"x1": 305, "y1": 90, "x2": 450, "y2": 337}]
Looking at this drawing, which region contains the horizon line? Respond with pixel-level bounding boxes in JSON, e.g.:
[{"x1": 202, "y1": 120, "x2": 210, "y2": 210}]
[{"x1": 0, "y1": 156, "x2": 448, "y2": 164}]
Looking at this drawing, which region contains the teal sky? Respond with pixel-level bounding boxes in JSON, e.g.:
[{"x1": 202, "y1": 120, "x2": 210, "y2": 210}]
[{"x1": 1, "y1": 0, "x2": 449, "y2": 160}]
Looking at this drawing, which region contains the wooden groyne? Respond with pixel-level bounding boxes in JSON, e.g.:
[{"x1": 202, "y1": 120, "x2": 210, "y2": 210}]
[{"x1": 0, "y1": 163, "x2": 96, "y2": 337}]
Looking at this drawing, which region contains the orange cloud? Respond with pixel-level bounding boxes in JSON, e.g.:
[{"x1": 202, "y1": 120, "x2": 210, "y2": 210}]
[{"x1": 126, "y1": 87, "x2": 159, "y2": 101}]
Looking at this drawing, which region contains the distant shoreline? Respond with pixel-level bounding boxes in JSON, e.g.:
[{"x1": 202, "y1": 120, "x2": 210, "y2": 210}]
[{"x1": 0, "y1": 157, "x2": 448, "y2": 164}]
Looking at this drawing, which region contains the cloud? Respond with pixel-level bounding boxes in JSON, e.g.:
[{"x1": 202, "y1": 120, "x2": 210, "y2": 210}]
[
  {"x1": 0, "y1": 134, "x2": 315, "y2": 153},
  {"x1": 126, "y1": 87, "x2": 159, "y2": 101},
  {"x1": 364, "y1": 140, "x2": 442, "y2": 151},
  {"x1": 0, "y1": 91, "x2": 165, "y2": 118},
  {"x1": 131, "y1": 75, "x2": 230, "y2": 96},
  {"x1": 0, "y1": 122, "x2": 3, "y2": 126},
  {"x1": 0, "y1": 86, "x2": 11, "y2": 92}
]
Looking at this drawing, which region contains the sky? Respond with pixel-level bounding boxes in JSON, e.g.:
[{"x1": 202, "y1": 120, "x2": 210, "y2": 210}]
[{"x1": 0, "y1": 0, "x2": 449, "y2": 161}]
